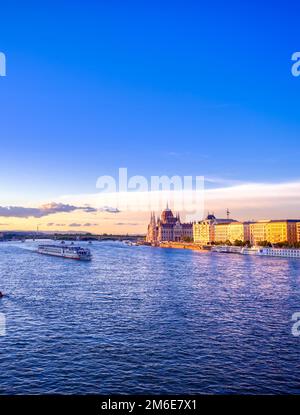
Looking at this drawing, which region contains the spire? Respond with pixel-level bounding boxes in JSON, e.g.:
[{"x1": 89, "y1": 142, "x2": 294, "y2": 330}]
[
  {"x1": 153, "y1": 211, "x2": 157, "y2": 225},
  {"x1": 150, "y1": 211, "x2": 156, "y2": 225},
  {"x1": 226, "y1": 208, "x2": 230, "y2": 220}
]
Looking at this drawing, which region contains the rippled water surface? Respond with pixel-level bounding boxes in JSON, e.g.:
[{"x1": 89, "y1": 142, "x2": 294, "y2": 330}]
[{"x1": 0, "y1": 240, "x2": 300, "y2": 394}]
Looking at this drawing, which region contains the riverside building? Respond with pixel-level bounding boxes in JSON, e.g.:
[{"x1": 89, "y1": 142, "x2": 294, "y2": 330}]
[
  {"x1": 214, "y1": 222, "x2": 251, "y2": 244},
  {"x1": 146, "y1": 207, "x2": 193, "y2": 244},
  {"x1": 193, "y1": 214, "x2": 235, "y2": 245},
  {"x1": 194, "y1": 215, "x2": 300, "y2": 246},
  {"x1": 297, "y1": 222, "x2": 300, "y2": 242},
  {"x1": 249, "y1": 220, "x2": 298, "y2": 245}
]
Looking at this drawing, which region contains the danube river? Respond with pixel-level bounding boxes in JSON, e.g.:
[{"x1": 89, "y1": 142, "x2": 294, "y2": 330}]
[{"x1": 0, "y1": 240, "x2": 300, "y2": 394}]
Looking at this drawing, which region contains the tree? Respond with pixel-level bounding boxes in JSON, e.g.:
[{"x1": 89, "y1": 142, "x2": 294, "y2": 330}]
[
  {"x1": 233, "y1": 239, "x2": 243, "y2": 246},
  {"x1": 259, "y1": 240, "x2": 272, "y2": 247},
  {"x1": 182, "y1": 236, "x2": 193, "y2": 243}
]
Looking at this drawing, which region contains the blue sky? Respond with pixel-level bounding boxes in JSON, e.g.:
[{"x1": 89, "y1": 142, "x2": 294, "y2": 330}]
[{"x1": 0, "y1": 1, "x2": 300, "y2": 230}]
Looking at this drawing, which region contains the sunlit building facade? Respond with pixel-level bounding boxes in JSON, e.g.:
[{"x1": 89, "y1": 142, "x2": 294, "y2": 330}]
[
  {"x1": 250, "y1": 220, "x2": 298, "y2": 245},
  {"x1": 193, "y1": 214, "x2": 235, "y2": 244},
  {"x1": 214, "y1": 222, "x2": 251, "y2": 244},
  {"x1": 193, "y1": 214, "x2": 216, "y2": 244},
  {"x1": 297, "y1": 222, "x2": 300, "y2": 242}
]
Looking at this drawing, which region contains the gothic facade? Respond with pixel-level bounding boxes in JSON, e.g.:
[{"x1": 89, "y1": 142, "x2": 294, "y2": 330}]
[{"x1": 146, "y1": 207, "x2": 193, "y2": 244}]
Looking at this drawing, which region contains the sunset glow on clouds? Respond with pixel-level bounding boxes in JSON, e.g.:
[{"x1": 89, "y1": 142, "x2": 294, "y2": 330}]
[{"x1": 1, "y1": 180, "x2": 300, "y2": 234}]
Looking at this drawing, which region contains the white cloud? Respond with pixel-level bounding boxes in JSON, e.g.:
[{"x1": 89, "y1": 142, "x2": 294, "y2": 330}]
[
  {"x1": 0, "y1": 202, "x2": 98, "y2": 219},
  {"x1": 57, "y1": 180, "x2": 300, "y2": 221}
]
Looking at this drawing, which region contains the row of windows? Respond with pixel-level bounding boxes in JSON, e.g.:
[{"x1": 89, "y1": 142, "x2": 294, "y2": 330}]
[{"x1": 263, "y1": 249, "x2": 300, "y2": 257}]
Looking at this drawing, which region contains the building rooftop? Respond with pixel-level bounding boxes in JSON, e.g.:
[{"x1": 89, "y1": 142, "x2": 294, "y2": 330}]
[{"x1": 255, "y1": 219, "x2": 300, "y2": 223}]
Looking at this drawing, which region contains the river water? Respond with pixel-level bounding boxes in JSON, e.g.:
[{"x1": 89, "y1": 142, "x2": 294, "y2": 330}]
[{"x1": 0, "y1": 240, "x2": 300, "y2": 394}]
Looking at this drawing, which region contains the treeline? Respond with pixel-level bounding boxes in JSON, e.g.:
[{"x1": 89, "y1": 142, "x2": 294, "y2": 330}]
[
  {"x1": 212, "y1": 240, "x2": 300, "y2": 249},
  {"x1": 212, "y1": 240, "x2": 250, "y2": 247}
]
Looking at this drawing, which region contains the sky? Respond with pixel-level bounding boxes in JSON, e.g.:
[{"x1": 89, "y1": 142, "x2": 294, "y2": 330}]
[{"x1": 0, "y1": 1, "x2": 300, "y2": 233}]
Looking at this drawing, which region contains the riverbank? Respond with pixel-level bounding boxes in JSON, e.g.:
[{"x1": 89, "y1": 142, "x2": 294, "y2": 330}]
[{"x1": 159, "y1": 242, "x2": 209, "y2": 251}]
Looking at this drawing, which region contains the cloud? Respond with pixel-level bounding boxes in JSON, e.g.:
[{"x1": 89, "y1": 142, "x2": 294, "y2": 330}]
[
  {"x1": 203, "y1": 180, "x2": 300, "y2": 219},
  {"x1": 0, "y1": 202, "x2": 97, "y2": 218},
  {"x1": 69, "y1": 222, "x2": 98, "y2": 227},
  {"x1": 115, "y1": 222, "x2": 139, "y2": 226},
  {"x1": 48, "y1": 222, "x2": 98, "y2": 228},
  {"x1": 205, "y1": 181, "x2": 300, "y2": 202},
  {"x1": 47, "y1": 223, "x2": 66, "y2": 227},
  {"x1": 204, "y1": 177, "x2": 245, "y2": 186},
  {"x1": 82, "y1": 206, "x2": 98, "y2": 213},
  {"x1": 57, "y1": 179, "x2": 300, "y2": 221},
  {"x1": 99, "y1": 206, "x2": 120, "y2": 213}
]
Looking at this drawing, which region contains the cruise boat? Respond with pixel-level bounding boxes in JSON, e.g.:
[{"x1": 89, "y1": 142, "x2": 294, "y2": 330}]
[
  {"x1": 240, "y1": 247, "x2": 261, "y2": 255},
  {"x1": 241, "y1": 246, "x2": 300, "y2": 258},
  {"x1": 256, "y1": 247, "x2": 300, "y2": 258},
  {"x1": 211, "y1": 245, "x2": 242, "y2": 254},
  {"x1": 37, "y1": 244, "x2": 92, "y2": 261},
  {"x1": 213, "y1": 245, "x2": 300, "y2": 259}
]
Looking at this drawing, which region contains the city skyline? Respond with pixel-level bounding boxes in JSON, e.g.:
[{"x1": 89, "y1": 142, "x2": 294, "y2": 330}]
[{"x1": 1, "y1": 187, "x2": 300, "y2": 235}]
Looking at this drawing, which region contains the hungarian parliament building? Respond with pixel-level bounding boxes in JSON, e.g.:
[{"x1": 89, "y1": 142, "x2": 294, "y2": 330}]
[{"x1": 146, "y1": 206, "x2": 193, "y2": 244}]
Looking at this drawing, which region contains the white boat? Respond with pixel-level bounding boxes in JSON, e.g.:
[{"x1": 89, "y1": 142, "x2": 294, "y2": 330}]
[
  {"x1": 123, "y1": 240, "x2": 135, "y2": 246},
  {"x1": 37, "y1": 244, "x2": 92, "y2": 261},
  {"x1": 241, "y1": 246, "x2": 300, "y2": 258},
  {"x1": 211, "y1": 245, "x2": 242, "y2": 254},
  {"x1": 257, "y1": 247, "x2": 300, "y2": 258},
  {"x1": 240, "y1": 247, "x2": 261, "y2": 255}
]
